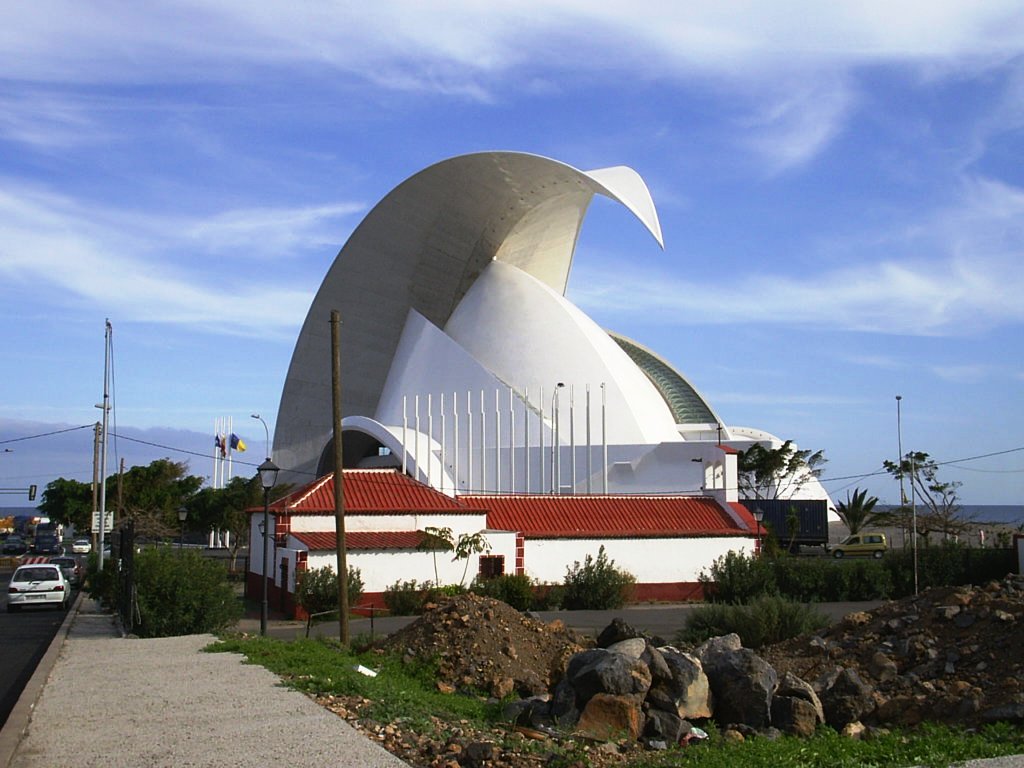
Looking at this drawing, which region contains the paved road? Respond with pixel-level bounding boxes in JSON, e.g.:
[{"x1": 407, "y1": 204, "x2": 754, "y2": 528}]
[
  {"x1": 0, "y1": 573, "x2": 69, "y2": 729},
  {"x1": 250, "y1": 600, "x2": 889, "y2": 644}
]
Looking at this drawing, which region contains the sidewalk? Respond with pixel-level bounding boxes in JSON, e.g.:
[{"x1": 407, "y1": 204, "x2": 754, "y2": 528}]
[{"x1": 0, "y1": 597, "x2": 407, "y2": 768}]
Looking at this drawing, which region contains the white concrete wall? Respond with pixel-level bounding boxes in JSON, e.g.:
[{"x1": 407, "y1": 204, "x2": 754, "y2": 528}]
[
  {"x1": 288, "y1": 512, "x2": 488, "y2": 535},
  {"x1": 297, "y1": 528, "x2": 517, "y2": 593},
  {"x1": 522, "y1": 536, "x2": 754, "y2": 585}
]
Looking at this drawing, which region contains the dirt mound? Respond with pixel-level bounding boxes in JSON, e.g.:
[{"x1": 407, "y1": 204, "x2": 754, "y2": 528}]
[
  {"x1": 761, "y1": 574, "x2": 1024, "y2": 727},
  {"x1": 380, "y1": 593, "x2": 591, "y2": 698}
]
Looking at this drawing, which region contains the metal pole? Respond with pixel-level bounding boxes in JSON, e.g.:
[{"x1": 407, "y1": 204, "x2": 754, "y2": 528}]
[
  {"x1": 896, "y1": 395, "x2": 906, "y2": 547},
  {"x1": 911, "y1": 451, "x2": 919, "y2": 596},
  {"x1": 260, "y1": 486, "x2": 269, "y2": 636},
  {"x1": 601, "y1": 382, "x2": 608, "y2": 494},
  {"x1": 97, "y1": 320, "x2": 111, "y2": 571}
]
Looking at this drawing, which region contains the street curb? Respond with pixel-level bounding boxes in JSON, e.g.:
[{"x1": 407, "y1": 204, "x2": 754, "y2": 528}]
[{"x1": 0, "y1": 590, "x2": 83, "y2": 768}]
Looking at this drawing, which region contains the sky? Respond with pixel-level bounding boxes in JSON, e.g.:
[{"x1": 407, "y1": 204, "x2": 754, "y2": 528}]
[{"x1": 2, "y1": 1, "x2": 1024, "y2": 509}]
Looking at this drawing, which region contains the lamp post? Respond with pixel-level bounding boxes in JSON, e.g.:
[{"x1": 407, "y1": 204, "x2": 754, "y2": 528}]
[
  {"x1": 551, "y1": 382, "x2": 564, "y2": 494},
  {"x1": 895, "y1": 395, "x2": 905, "y2": 545},
  {"x1": 251, "y1": 414, "x2": 270, "y2": 462},
  {"x1": 257, "y1": 457, "x2": 280, "y2": 636},
  {"x1": 177, "y1": 507, "x2": 187, "y2": 554},
  {"x1": 753, "y1": 508, "x2": 764, "y2": 556}
]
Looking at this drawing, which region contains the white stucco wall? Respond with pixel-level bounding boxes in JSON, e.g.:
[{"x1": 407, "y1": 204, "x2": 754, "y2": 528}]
[
  {"x1": 522, "y1": 536, "x2": 754, "y2": 585},
  {"x1": 303, "y1": 529, "x2": 517, "y2": 593}
]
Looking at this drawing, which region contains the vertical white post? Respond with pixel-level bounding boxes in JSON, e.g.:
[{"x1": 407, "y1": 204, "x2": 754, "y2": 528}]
[
  {"x1": 440, "y1": 393, "x2": 446, "y2": 493},
  {"x1": 227, "y1": 415, "x2": 233, "y2": 482},
  {"x1": 509, "y1": 387, "x2": 515, "y2": 495},
  {"x1": 601, "y1": 382, "x2": 608, "y2": 494},
  {"x1": 467, "y1": 391, "x2": 473, "y2": 493},
  {"x1": 453, "y1": 392, "x2": 459, "y2": 492},
  {"x1": 414, "y1": 395, "x2": 421, "y2": 483},
  {"x1": 494, "y1": 388, "x2": 501, "y2": 493},
  {"x1": 523, "y1": 386, "x2": 530, "y2": 493},
  {"x1": 586, "y1": 384, "x2": 592, "y2": 493},
  {"x1": 427, "y1": 393, "x2": 434, "y2": 487},
  {"x1": 480, "y1": 390, "x2": 487, "y2": 492},
  {"x1": 569, "y1": 385, "x2": 575, "y2": 495},
  {"x1": 402, "y1": 396, "x2": 408, "y2": 476},
  {"x1": 538, "y1": 387, "x2": 545, "y2": 495},
  {"x1": 553, "y1": 387, "x2": 561, "y2": 494}
]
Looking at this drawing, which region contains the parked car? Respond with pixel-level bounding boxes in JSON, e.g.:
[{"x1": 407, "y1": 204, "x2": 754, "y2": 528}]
[
  {"x1": 71, "y1": 538, "x2": 92, "y2": 554},
  {"x1": 7, "y1": 563, "x2": 70, "y2": 612},
  {"x1": 48, "y1": 556, "x2": 82, "y2": 588},
  {"x1": 829, "y1": 532, "x2": 888, "y2": 559},
  {"x1": 2, "y1": 535, "x2": 28, "y2": 556}
]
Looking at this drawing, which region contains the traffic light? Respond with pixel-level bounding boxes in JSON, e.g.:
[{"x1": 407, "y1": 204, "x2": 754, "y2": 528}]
[{"x1": 28, "y1": 484, "x2": 37, "y2": 501}]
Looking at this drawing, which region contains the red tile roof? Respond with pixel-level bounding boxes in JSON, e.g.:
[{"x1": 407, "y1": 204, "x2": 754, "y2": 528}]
[
  {"x1": 292, "y1": 530, "x2": 429, "y2": 551},
  {"x1": 461, "y1": 495, "x2": 753, "y2": 539},
  {"x1": 268, "y1": 470, "x2": 471, "y2": 514}
]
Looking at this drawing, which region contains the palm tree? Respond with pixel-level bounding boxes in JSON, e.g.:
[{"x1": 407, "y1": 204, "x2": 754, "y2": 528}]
[{"x1": 835, "y1": 488, "x2": 882, "y2": 535}]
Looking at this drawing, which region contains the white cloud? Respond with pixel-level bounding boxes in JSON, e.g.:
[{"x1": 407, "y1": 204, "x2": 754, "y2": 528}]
[
  {"x1": 0, "y1": 183, "x2": 361, "y2": 337},
  {"x1": 572, "y1": 172, "x2": 1024, "y2": 336}
]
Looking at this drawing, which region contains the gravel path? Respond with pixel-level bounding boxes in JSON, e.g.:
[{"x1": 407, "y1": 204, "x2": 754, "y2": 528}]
[{"x1": 8, "y1": 601, "x2": 407, "y2": 768}]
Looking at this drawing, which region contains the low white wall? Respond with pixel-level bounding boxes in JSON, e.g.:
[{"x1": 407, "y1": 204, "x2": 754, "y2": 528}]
[
  {"x1": 523, "y1": 536, "x2": 753, "y2": 585},
  {"x1": 289, "y1": 512, "x2": 488, "y2": 534}
]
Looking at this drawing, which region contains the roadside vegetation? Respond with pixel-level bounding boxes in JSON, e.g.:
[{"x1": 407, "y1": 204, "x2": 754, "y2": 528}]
[{"x1": 209, "y1": 633, "x2": 1024, "y2": 768}]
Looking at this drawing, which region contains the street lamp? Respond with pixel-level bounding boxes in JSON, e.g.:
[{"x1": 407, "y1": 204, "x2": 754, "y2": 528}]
[
  {"x1": 251, "y1": 414, "x2": 270, "y2": 462},
  {"x1": 257, "y1": 457, "x2": 280, "y2": 636},
  {"x1": 177, "y1": 507, "x2": 187, "y2": 553},
  {"x1": 753, "y1": 508, "x2": 764, "y2": 556}
]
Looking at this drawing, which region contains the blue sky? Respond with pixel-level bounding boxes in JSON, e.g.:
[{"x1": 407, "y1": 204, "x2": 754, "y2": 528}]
[{"x1": 2, "y1": 2, "x2": 1024, "y2": 508}]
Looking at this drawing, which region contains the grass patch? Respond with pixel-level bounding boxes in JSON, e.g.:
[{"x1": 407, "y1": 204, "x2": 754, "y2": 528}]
[
  {"x1": 627, "y1": 722, "x2": 1024, "y2": 768},
  {"x1": 208, "y1": 635, "x2": 1024, "y2": 768},
  {"x1": 210, "y1": 634, "x2": 495, "y2": 728}
]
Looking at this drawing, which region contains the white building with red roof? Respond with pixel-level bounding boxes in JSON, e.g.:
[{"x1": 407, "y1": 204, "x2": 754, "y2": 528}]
[{"x1": 252, "y1": 152, "x2": 826, "y2": 617}]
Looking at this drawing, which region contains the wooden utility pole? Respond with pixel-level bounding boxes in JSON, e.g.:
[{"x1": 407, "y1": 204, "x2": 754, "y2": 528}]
[{"x1": 330, "y1": 310, "x2": 349, "y2": 645}]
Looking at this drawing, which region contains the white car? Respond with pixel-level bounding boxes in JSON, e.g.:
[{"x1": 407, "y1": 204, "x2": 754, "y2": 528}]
[
  {"x1": 71, "y1": 538, "x2": 92, "y2": 554},
  {"x1": 7, "y1": 563, "x2": 70, "y2": 612}
]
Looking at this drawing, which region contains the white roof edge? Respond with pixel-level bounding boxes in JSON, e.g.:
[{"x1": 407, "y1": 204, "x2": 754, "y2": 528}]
[{"x1": 584, "y1": 165, "x2": 664, "y2": 249}]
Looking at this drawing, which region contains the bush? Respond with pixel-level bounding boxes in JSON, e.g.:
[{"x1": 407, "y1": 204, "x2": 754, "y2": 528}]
[
  {"x1": 296, "y1": 565, "x2": 364, "y2": 617},
  {"x1": 471, "y1": 574, "x2": 535, "y2": 611},
  {"x1": 383, "y1": 579, "x2": 430, "y2": 616},
  {"x1": 885, "y1": 543, "x2": 1016, "y2": 595},
  {"x1": 700, "y1": 550, "x2": 777, "y2": 604},
  {"x1": 677, "y1": 595, "x2": 829, "y2": 648},
  {"x1": 530, "y1": 583, "x2": 564, "y2": 611},
  {"x1": 561, "y1": 546, "x2": 636, "y2": 610},
  {"x1": 133, "y1": 548, "x2": 241, "y2": 637}
]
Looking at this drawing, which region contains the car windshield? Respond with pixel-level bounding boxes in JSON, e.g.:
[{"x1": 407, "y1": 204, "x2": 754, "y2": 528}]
[{"x1": 13, "y1": 567, "x2": 60, "y2": 582}]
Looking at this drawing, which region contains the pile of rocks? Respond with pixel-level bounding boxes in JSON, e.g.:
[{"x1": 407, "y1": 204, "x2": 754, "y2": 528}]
[
  {"x1": 502, "y1": 621, "x2": 843, "y2": 749},
  {"x1": 762, "y1": 574, "x2": 1024, "y2": 728},
  {"x1": 503, "y1": 575, "x2": 1024, "y2": 748}
]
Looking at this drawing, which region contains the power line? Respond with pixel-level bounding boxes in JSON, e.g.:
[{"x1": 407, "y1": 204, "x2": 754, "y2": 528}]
[{"x1": 0, "y1": 425, "x2": 94, "y2": 444}]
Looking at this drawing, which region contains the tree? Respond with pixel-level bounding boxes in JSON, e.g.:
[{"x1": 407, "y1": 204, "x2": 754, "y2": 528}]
[
  {"x1": 38, "y1": 477, "x2": 93, "y2": 532},
  {"x1": 834, "y1": 487, "x2": 884, "y2": 535},
  {"x1": 418, "y1": 526, "x2": 454, "y2": 585},
  {"x1": 882, "y1": 451, "x2": 971, "y2": 541},
  {"x1": 737, "y1": 440, "x2": 827, "y2": 500},
  {"x1": 116, "y1": 459, "x2": 203, "y2": 538},
  {"x1": 188, "y1": 475, "x2": 274, "y2": 570},
  {"x1": 417, "y1": 526, "x2": 491, "y2": 587}
]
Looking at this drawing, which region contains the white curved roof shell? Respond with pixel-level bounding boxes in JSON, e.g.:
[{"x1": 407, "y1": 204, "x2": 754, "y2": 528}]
[{"x1": 275, "y1": 152, "x2": 667, "y2": 481}]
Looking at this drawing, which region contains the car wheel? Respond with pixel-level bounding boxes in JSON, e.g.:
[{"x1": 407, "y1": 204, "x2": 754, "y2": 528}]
[
  {"x1": 833, "y1": 550, "x2": 844, "y2": 559},
  {"x1": 873, "y1": 550, "x2": 884, "y2": 559}
]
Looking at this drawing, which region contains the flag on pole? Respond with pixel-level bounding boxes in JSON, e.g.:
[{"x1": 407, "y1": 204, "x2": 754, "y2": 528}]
[{"x1": 230, "y1": 433, "x2": 247, "y2": 452}]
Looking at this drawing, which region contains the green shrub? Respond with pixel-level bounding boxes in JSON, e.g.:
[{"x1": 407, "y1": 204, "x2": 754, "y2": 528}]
[
  {"x1": 561, "y1": 546, "x2": 636, "y2": 610},
  {"x1": 700, "y1": 550, "x2": 777, "y2": 604},
  {"x1": 531, "y1": 583, "x2": 564, "y2": 611},
  {"x1": 383, "y1": 579, "x2": 430, "y2": 616},
  {"x1": 885, "y1": 544, "x2": 1016, "y2": 594},
  {"x1": 296, "y1": 565, "x2": 364, "y2": 617},
  {"x1": 677, "y1": 595, "x2": 829, "y2": 648},
  {"x1": 133, "y1": 548, "x2": 241, "y2": 637},
  {"x1": 471, "y1": 574, "x2": 535, "y2": 611}
]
